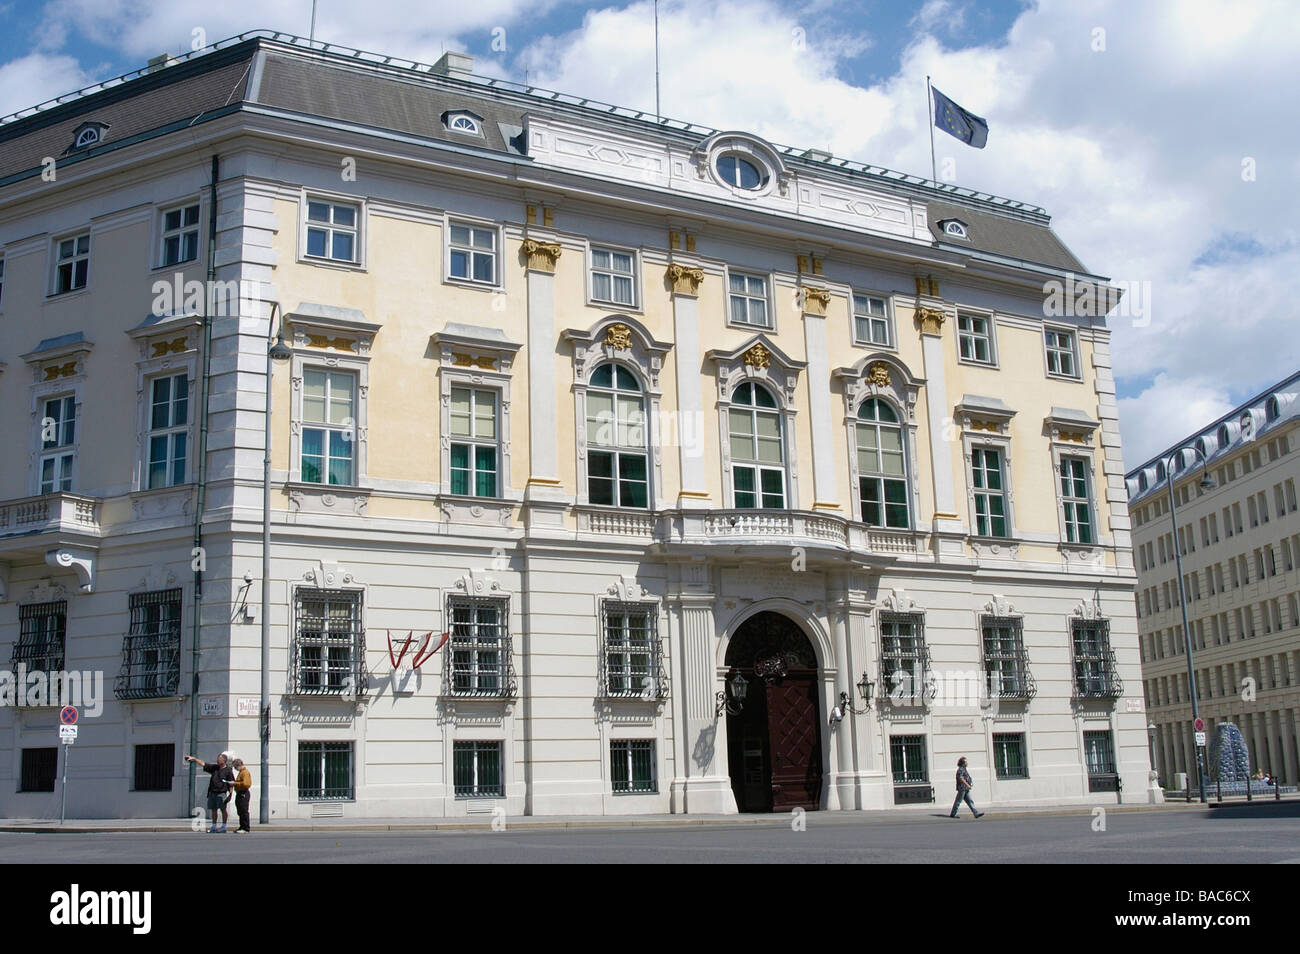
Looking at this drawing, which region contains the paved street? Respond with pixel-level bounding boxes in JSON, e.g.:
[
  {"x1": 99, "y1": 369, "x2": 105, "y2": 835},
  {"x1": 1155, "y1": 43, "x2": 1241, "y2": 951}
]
[{"x1": 3, "y1": 803, "x2": 1297, "y2": 863}]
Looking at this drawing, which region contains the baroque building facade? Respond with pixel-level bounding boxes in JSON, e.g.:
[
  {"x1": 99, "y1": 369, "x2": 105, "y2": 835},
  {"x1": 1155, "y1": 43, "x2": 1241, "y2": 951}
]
[
  {"x1": 0, "y1": 33, "x2": 1154, "y2": 819},
  {"x1": 1127, "y1": 372, "x2": 1300, "y2": 788}
]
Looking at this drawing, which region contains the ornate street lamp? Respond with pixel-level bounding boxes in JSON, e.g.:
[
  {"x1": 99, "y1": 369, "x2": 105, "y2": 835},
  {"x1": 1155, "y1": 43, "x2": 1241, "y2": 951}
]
[{"x1": 715, "y1": 670, "x2": 749, "y2": 717}]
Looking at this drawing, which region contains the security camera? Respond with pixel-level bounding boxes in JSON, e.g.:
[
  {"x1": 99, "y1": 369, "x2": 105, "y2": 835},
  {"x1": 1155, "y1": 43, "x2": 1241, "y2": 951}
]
[{"x1": 243, "y1": 571, "x2": 253, "y2": 585}]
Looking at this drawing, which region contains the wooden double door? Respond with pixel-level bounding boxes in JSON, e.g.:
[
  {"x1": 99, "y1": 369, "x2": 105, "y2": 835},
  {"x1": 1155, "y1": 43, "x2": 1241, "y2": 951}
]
[{"x1": 725, "y1": 612, "x2": 823, "y2": 813}]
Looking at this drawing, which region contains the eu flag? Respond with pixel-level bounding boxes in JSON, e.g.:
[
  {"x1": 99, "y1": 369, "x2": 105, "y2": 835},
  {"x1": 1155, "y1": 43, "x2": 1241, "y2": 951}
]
[{"x1": 932, "y1": 86, "x2": 989, "y2": 149}]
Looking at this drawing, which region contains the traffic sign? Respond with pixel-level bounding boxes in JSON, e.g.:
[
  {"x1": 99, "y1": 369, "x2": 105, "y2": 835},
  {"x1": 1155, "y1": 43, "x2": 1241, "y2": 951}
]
[
  {"x1": 59, "y1": 706, "x2": 78, "y2": 726},
  {"x1": 1193, "y1": 717, "x2": 1205, "y2": 732},
  {"x1": 1195, "y1": 731, "x2": 1207, "y2": 746},
  {"x1": 59, "y1": 725, "x2": 78, "y2": 744}
]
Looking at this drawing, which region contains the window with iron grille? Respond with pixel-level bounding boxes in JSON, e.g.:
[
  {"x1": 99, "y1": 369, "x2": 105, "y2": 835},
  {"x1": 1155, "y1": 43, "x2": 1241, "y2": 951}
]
[
  {"x1": 12, "y1": 601, "x2": 66, "y2": 676},
  {"x1": 20, "y1": 748, "x2": 58, "y2": 792},
  {"x1": 292, "y1": 589, "x2": 365, "y2": 696},
  {"x1": 889, "y1": 735, "x2": 927, "y2": 783},
  {"x1": 1071, "y1": 619, "x2": 1122, "y2": 698},
  {"x1": 298, "y1": 741, "x2": 353, "y2": 801},
  {"x1": 980, "y1": 616, "x2": 1036, "y2": 699},
  {"x1": 1083, "y1": 730, "x2": 1116, "y2": 776},
  {"x1": 447, "y1": 596, "x2": 515, "y2": 697},
  {"x1": 116, "y1": 589, "x2": 182, "y2": 700},
  {"x1": 993, "y1": 733, "x2": 1028, "y2": 779},
  {"x1": 610, "y1": 740, "x2": 656, "y2": 793},
  {"x1": 134, "y1": 743, "x2": 175, "y2": 791},
  {"x1": 879, "y1": 612, "x2": 930, "y2": 704},
  {"x1": 602, "y1": 602, "x2": 666, "y2": 698},
  {"x1": 453, "y1": 740, "x2": 503, "y2": 797}
]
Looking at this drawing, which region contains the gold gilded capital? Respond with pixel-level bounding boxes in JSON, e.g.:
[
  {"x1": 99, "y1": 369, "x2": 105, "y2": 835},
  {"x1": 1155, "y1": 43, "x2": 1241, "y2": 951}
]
[
  {"x1": 916, "y1": 307, "x2": 947, "y2": 336},
  {"x1": 521, "y1": 239, "x2": 562, "y2": 272},
  {"x1": 666, "y1": 263, "x2": 704, "y2": 296},
  {"x1": 802, "y1": 286, "x2": 832, "y2": 316}
]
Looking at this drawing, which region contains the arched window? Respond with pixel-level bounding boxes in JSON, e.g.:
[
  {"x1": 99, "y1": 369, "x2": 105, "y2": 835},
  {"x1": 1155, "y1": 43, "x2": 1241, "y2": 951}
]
[
  {"x1": 856, "y1": 398, "x2": 909, "y2": 528},
  {"x1": 1266, "y1": 396, "x2": 1280, "y2": 422},
  {"x1": 729, "y1": 382, "x2": 785, "y2": 508},
  {"x1": 586, "y1": 363, "x2": 647, "y2": 507},
  {"x1": 716, "y1": 154, "x2": 766, "y2": 190}
]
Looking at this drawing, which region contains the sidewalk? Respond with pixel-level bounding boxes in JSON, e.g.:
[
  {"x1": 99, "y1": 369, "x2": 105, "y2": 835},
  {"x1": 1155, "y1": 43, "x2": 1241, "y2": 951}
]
[{"x1": 0, "y1": 799, "x2": 1203, "y2": 834}]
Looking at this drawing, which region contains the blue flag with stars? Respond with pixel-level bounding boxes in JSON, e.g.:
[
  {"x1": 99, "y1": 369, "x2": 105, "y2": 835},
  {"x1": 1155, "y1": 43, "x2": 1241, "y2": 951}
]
[{"x1": 932, "y1": 86, "x2": 988, "y2": 149}]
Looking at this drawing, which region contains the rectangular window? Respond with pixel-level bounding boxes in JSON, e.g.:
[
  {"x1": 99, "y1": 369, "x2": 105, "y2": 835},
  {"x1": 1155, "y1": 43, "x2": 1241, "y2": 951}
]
[
  {"x1": 728, "y1": 272, "x2": 770, "y2": 328},
  {"x1": 729, "y1": 404, "x2": 786, "y2": 509},
  {"x1": 981, "y1": 616, "x2": 1034, "y2": 699},
  {"x1": 147, "y1": 373, "x2": 189, "y2": 488},
  {"x1": 297, "y1": 741, "x2": 353, "y2": 801},
  {"x1": 116, "y1": 589, "x2": 182, "y2": 700},
  {"x1": 602, "y1": 602, "x2": 663, "y2": 698},
  {"x1": 20, "y1": 748, "x2": 58, "y2": 792},
  {"x1": 610, "y1": 740, "x2": 656, "y2": 793},
  {"x1": 39, "y1": 395, "x2": 76, "y2": 494},
  {"x1": 957, "y1": 313, "x2": 993, "y2": 363},
  {"x1": 1044, "y1": 328, "x2": 1078, "y2": 377},
  {"x1": 448, "y1": 221, "x2": 497, "y2": 284},
  {"x1": 1059, "y1": 456, "x2": 1093, "y2": 544},
  {"x1": 1072, "y1": 619, "x2": 1120, "y2": 698},
  {"x1": 586, "y1": 376, "x2": 649, "y2": 508},
  {"x1": 590, "y1": 247, "x2": 636, "y2": 306},
  {"x1": 54, "y1": 233, "x2": 90, "y2": 294},
  {"x1": 305, "y1": 200, "x2": 358, "y2": 263},
  {"x1": 448, "y1": 387, "x2": 498, "y2": 497},
  {"x1": 301, "y1": 369, "x2": 355, "y2": 485},
  {"x1": 853, "y1": 293, "x2": 892, "y2": 347},
  {"x1": 134, "y1": 743, "x2": 175, "y2": 792},
  {"x1": 880, "y1": 613, "x2": 929, "y2": 704},
  {"x1": 993, "y1": 733, "x2": 1028, "y2": 779},
  {"x1": 159, "y1": 203, "x2": 200, "y2": 267},
  {"x1": 971, "y1": 447, "x2": 1008, "y2": 537},
  {"x1": 1083, "y1": 730, "x2": 1118, "y2": 791},
  {"x1": 889, "y1": 735, "x2": 927, "y2": 783},
  {"x1": 292, "y1": 589, "x2": 365, "y2": 696},
  {"x1": 13, "y1": 601, "x2": 66, "y2": 675},
  {"x1": 453, "y1": 740, "x2": 503, "y2": 797},
  {"x1": 448, "y1": 597, "x2": 513, "y2": 697}
]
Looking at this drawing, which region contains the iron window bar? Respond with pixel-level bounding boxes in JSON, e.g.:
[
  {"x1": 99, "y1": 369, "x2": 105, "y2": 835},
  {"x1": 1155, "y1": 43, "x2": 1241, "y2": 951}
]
[
  {"x1": 610, "y1": 739, "x2": 657, "y2": 793},
  {"x1": 877, "y1": 612, "x2": 935, "y2": 706},
  {"x1": 115, "y1": 589, "x2": 182, "y2": 700},
  {"x1": 980, "y1": 616, "x2": 1039, "y2": 701},
  {"x1": 297, "y1": 741, "x2": 354, "y2": 801},
  {"x1": 1071, "y1": 619, "x2": 1124, "y2": 699},
  {"x1": 889, "y1": 734, "x2": 929, "y2": 784},
  {"x1": 445, "y1": 596, "x2": 518, "y2": 699},
  {"x1": 600, "y1": 601, "x2": 669, "y2": 700},
  {"x1": 291, "y1": 589, "x2": 367, "y2": 697},
  {"x1": 453, "y1": 740, "x2": 504, "y2": 797},
  {"x1": 12, "y1": 601, "x2": 67, "y2": 678}
]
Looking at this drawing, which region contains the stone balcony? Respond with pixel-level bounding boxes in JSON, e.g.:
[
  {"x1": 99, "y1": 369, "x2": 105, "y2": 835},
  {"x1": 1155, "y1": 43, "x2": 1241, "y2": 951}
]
[
  {"x1": 576, "y1": 505, "x2": 921, "y2": 563},
  {"x1": 0, "y1": 492, "x2": 103, "y2": 592}
]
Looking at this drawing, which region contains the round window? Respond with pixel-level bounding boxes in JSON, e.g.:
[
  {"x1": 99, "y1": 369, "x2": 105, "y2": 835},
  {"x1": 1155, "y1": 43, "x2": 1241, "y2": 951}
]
[{"x1": 716, "y1": 154, "x2": 766, "y2": 190}]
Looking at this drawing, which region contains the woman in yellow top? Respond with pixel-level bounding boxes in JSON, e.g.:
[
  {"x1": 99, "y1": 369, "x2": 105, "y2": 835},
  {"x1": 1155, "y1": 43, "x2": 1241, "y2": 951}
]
[{"x1": 230, "y1": 758, "x2": 253, "y2": 833}]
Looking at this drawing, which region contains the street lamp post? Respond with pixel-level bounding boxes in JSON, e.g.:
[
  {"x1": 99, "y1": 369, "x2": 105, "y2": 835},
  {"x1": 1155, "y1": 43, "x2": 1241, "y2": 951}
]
[
  {"x1": 1162, "y1": 444, "x2": 1214, "y2": 804},
  {"x1": 1146, "y1": 720, "x2": 1157, "y2": 780},
  {"x1": 261, "y1": 305, "x2": 293, "y2": 825}
]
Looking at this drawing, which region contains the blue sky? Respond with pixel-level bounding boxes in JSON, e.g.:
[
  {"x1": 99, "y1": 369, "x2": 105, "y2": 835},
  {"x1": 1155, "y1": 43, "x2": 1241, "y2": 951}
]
[{"x1": 2, "y1": 0, "x2": 1296, "y2": 465}]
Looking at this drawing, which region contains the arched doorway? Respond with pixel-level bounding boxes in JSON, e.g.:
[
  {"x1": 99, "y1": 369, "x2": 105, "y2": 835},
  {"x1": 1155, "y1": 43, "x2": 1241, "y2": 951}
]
[{"x1": 724, "y1": 611, "x2": 823, "y2": 812}]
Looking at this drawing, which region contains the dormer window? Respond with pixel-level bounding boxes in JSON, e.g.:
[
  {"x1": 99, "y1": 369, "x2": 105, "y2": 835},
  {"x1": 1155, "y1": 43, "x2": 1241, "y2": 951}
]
[
  {"x1": 70, "y1": 122, "x2": 109, "y2": 151},
  {"x1": 442, "y1": 110, "x2": 483, "y2": 136},
  {"x1": 940, "y1": 219, "x2": 969, "y2": 240}
]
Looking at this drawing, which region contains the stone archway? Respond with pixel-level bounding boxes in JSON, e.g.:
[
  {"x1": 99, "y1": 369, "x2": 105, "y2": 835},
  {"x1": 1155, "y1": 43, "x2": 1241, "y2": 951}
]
[{"x1": 723, "y1": 611, "x2": 822, "y2": 812}]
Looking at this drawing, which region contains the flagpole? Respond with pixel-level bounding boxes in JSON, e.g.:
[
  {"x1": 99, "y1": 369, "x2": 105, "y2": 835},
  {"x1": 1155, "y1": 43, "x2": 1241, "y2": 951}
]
[
  {"x1": 926, "y1": 75, "x2": 937, "y2": 185},
  {"x1": 654, "y1": 0, "x2": 661, "y2": 123}
]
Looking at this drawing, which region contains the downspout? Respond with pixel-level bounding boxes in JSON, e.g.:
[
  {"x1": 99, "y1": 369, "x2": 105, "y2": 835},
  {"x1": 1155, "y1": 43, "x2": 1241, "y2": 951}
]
[{"x1": 186, "y1": 154, "x2": 219, "y2": 814}]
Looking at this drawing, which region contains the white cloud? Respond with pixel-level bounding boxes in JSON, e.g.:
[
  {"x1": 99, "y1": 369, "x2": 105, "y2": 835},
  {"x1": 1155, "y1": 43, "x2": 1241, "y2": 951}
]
[
  {"x1": 1117, "y1": 373, "x2": 1235, "y2": 467},
  {"x1": 0, "y1": 52, "x2": 93, "y2": 118}
]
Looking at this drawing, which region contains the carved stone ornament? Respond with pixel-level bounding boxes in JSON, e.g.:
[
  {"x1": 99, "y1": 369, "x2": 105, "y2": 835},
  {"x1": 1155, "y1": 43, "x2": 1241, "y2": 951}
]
[
  {"x1": 743, "y1": 343, "x2": 771, "y2": 370},
  {"x1": 879, "y1": 587, "x2": 916, "y2": 613},
  {"x1": 521, "y1": 239, "x2": 562, "y2": 272},
  {"x1": 306, "y1": 334, "x2": 357, "y2": 353},
  {"x1": 1072, "y1": 595, "x2": 1105, "y2": 620},
  {"x1": 666, "y1": 263, "x2": 704, "y2": 296},
  {"x1": 604, "y1": 323, "x2": 633, "y2": 351},
  {"x1": 867, "y1": 362, "x2": 891, "y2": 388},
  {"x1": 303, "y1": 560, "x2": 355, "y2": 588},
  {"x1": 916, "y1": 308, "x2": 947, "y2": 336},
  {"x1": 802, "y1": 286, "x2": 832, "y2": 316},
  {"x1": 606, "y1": 574, "x2": 647, "y2": 602},
  {"x1": 26, "y1": 578, "x2": 68, "y2": 604},
  {"x1": 983, "y1": 594, "x2": 1017, "y2": 617}
]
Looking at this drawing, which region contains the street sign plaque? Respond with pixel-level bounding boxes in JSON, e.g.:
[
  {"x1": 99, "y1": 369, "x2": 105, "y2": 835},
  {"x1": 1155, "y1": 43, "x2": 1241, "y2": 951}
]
[
  {"x1": 1195, "y1": 731, "x2": 1207, "y2": 746},
  {"x1": 59, "y1": 725, "x2": 78, "y2": 744}
]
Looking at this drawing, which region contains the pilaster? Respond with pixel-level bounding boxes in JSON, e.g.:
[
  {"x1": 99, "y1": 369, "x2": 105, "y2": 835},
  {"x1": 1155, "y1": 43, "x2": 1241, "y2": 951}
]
[{"x1": 668, "y1": 262, "x2": 710, "y2": 508}]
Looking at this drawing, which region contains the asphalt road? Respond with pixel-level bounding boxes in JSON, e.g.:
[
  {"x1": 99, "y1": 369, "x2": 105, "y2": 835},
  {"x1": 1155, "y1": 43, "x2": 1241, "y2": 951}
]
[{"x1": 3, "y1": 803, "x2": 1298, "y2": 863}]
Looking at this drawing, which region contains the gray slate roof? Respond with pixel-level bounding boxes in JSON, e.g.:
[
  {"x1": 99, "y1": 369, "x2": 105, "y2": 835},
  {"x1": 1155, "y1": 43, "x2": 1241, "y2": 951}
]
[{"x1": 927, "y1": 199, "x2": 1088, "y2": 274}]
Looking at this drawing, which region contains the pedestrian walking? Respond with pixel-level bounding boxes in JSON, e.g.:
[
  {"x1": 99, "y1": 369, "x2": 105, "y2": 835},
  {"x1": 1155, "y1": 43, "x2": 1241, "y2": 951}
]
[
  {"x1": 231, "y1": 758, "x2": 252, "y2": 833},
  {"x1": 185, "y1": 752, "x2": 235, "y2": 832},
  {"x1": 950, "y1": 756, "x2": 984, "y2": 819}
]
